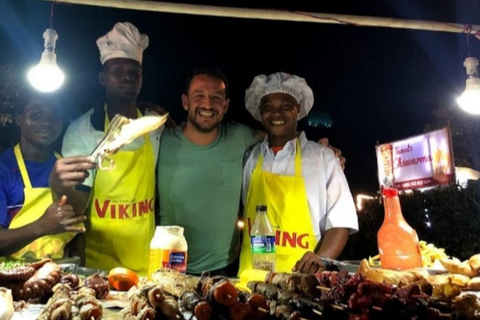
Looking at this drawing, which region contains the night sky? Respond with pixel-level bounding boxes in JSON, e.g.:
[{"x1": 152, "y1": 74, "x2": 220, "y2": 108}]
[{"x1": 2, "y1": 0, "x2": 480, "y2": 195}]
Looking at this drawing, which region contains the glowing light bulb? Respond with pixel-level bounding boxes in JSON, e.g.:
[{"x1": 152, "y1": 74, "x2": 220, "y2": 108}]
[
  {"x1": 28, "y1": 29, "x2": 65, "y2": 93},
  {"x1": 457, "y1": 57, "x2": 480, "y2": 115}
]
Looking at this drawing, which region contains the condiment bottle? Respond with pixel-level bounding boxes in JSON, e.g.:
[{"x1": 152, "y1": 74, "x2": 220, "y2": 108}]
[
  {"x1": 148, "y1": 226, "x2": 188, "y2": 278},
  {"x1": 377, "y1": 188, "x2": 422, "y2": 270},
  {"x1": 251, "y1": 204, "x2": 276, "y2": 272}
]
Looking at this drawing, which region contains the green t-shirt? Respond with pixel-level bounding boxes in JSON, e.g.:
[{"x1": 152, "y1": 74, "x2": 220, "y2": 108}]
[{"x1": 157, "y1": 122, "x2": 258, "y2": 274}]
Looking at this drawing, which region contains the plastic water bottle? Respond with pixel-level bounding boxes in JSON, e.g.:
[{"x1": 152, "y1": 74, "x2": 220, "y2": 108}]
[{"x1": 251, "y1": 204, "x2": 276, "y2": 272}]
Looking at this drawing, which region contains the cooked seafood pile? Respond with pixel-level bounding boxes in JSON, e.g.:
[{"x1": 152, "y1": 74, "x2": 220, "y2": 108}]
[
  {"x1": 89, "y1": 113, "x2": 168, "y2": 170},
  {"x1": 0, "y1": 260, "x2": 108, "y2": 320},
  {"x1": 123, "y1": 270, "x2": 266, "y2": 320},
  {"x1": 139, "y1": 267, "x2": 480, "y2": 320},
  {"x1": 3, "y1": 258, "x2": 480, "y2": 319},
  {"x1": 0, "y1": 259, "x2": 62, "y2": 301},
  {"x1": 37, "y1": 284, "x2": 102, "y2": 320}
]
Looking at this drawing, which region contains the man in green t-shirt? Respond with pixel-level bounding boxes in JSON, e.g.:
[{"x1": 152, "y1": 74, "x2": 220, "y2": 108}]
[{"x1": 157, "y1": 68, "x2": 260, "y2": 275}]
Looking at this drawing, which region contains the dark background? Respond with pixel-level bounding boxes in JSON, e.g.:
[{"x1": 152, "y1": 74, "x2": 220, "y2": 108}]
[{"x1": 2, "y1": 0, "x2": 480, "y2": 196}]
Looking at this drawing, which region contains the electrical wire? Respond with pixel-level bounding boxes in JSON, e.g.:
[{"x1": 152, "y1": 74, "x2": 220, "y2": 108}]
[
  {"x1": 50, "y1": 0, "x2": 56, "y2": 29},
  {"x1": 466, "y1": 24, "x2": 472, "y2": 58}
]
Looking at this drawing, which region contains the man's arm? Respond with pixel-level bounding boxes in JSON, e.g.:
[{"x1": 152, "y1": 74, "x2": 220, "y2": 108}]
[
  {"x1": 293, "y1": 228, "x2": 349, "y2": 274},
  {"x1": 0, "y1": 196, "x2": 85, "y2": 256},
  {"x1": 49, "y1": 156, "x2": 96, "y2": 216},
  {"x1": 293, "y1": 148, "x2": 357, "y2": 274},
  {"x1": 319, "y1": 138, "x2": 346, "y2": 170},
  {"x1": 138, "y1": 101, "x2": 176, "y2": 128},
  {"x1": 315, "y1": 227, "x2": 350, "y2": 258},
  {"x1": 63, "y1": 233, "x2": 85, "y2": 265}
]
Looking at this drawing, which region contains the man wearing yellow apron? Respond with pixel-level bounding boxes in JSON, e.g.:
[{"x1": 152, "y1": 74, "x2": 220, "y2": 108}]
[
  {"x1": 239, "y1": 72, "x2": 359, "y2": 275},
  {"x1": 0, "y1": 90, "x2": 95, "y2": 260},
  {"x1": 62, "y1": 23, "x2": 164, "y2": 274}
]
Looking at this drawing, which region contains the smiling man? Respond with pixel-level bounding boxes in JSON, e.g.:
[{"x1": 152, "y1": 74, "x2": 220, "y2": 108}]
[
  {"x1": 158, "y1": 68, "x2": 262, "y2": 275},
  {"x1": 0, "y1": 90, "x2": 95, "y2": 260},
  {"x1": 238, "y1": 72, "x2": 359, "y2": 275},
  {"x1": 61, "y1": 22, "x2": 164, "y2": 274}
]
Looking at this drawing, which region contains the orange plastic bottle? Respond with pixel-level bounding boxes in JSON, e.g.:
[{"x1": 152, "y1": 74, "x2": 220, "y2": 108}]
[{"x1": 377, "y1": 188, "x2": 422, "y2": 270}]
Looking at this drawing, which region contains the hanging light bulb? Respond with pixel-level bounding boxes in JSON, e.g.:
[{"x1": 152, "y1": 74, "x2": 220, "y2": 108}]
[
  {"x1": 457, "y1": 57, "x2": 480, "y2": 115},
  {"x1": 28, "y1": 28, "x2": 65, "y2": 93}
]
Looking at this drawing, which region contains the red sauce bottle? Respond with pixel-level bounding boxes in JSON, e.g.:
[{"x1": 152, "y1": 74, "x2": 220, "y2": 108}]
[{"x1": 377, "y1": 188, "x2": 422, "y2": 270}]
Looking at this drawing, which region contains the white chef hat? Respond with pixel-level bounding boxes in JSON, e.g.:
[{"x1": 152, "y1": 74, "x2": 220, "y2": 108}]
[
  {"x1": 245, "y1": 72, "x2": 314, "y2": 121},
  {"x1": 96, "y1": 22, "x2": 149, "y2": 65}
]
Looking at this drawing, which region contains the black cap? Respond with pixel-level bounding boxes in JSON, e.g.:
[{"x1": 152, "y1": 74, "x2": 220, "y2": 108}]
[{"x1": 256, "y1": 204, "x2": 267, "y2": 212}]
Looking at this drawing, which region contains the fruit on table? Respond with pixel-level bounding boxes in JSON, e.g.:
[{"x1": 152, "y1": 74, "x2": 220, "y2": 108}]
[{"x1": 108, "y1": 267, "x2": 139, "y2": 291}]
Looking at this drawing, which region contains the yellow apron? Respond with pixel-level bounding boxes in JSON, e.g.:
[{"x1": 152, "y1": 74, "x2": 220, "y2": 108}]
[
  {"x1": 9, "y1": 144, "x2": 76, "y2": 260},
  {"x1": 85, "y1": 109, "x2": 155, "y2": 275},
  {"x1": 239, "y1": 140, "x2": 317, "y2": 274}
]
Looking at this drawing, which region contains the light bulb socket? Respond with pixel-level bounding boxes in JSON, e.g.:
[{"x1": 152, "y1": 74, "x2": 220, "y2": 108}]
[
  {"x1": 39, "y1": 51, "x2": 58, "y2": 66},
  {"x1": 465, "y1": 76, "x2": 480, "y2": 91},
  {"x1": 43, "y1": 28, "x2": 58, "y2": 52},
  {"x1": 464, "y1": 57, "x2": 479, "y2": 77}
]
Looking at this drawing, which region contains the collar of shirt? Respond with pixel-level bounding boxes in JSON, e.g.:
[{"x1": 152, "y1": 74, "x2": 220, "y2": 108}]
[{"x1": 259, "y1": 131, "x2": 308, "y2": 159}]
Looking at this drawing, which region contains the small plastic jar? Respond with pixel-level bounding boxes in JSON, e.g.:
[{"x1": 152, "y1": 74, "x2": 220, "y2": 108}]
[{"x1": 148, "y1": 226, "x2": 188, "y2": 277}]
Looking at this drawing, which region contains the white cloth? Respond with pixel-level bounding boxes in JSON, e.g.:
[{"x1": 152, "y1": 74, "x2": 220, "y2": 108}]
[
  {"x1": 97, "y1": 22, "x2": 149, "y2": 65},
  {"x1": 245, "y1": 72, "x2": 314, "y2": 121},
  {"x1": 62, "y1": 108, "x2": 163, "y2": 188},
  {"x1": 242, "y1": 132, "x2": 358, "y2": 241}
]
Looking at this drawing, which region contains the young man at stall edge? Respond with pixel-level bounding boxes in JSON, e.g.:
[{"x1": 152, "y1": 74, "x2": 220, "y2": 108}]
[{"x1": 0, "y1": 89, "x2": 96, "y2": 260}]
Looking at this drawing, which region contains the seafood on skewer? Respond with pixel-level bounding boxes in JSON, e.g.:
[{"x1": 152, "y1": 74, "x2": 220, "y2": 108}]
[{"x1": 88, "y1": 113, "x2": 168, "y2": 170}]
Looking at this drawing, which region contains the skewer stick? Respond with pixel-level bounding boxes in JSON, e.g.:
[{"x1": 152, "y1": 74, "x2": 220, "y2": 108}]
[
  {"x1": 311, "y1": 309, "x2": 323, "y2": 317},
  {"x1": 411, "y1": 294, "x2": 428, "y2": 299},
  {"x1": 372, "y1": 306, "x2": 382, "y2": 311},
  {"x1": 462, "y1": 287, "x2": 480, "y2": 291},
  {"x1": 316, "y1": 286, "x2": 330, "y2": 292},
  {"x1": 259, "y1": 306, "x2": 312, "y2": 320},
  {"x1": 331, "y1": 304, "x2": 345, "y2": 311}
]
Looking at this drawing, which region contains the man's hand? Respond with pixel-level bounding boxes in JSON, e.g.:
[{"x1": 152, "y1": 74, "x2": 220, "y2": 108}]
[
  {"x1": 319, "y1": 138, "x2": 346, "y2": 170},
  {"x1": 49, "y1": 156, "x2": 97, "y2": 194},
  {"x1": 36, "y1": 196, "x2": 86, "y2": 236},
  {"x1": 293, "y1": 251, "x2": 326, "y2": 274},
  {"x1": 138, "y1": 101, "x2": 176, "y2": 128}
]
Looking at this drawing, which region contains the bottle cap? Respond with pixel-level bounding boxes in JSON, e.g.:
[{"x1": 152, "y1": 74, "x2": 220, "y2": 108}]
[
  {"x1": 382, "y1": 188, "x2": 398, "y2": 197},
  {"x1": 256, "y1": 204, "x2": 267, "y2": 212}
]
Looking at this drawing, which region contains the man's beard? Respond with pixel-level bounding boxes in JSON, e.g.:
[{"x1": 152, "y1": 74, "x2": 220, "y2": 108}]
[{"x1": 188, "y1": 112, "x2": 222, "y2": 134}]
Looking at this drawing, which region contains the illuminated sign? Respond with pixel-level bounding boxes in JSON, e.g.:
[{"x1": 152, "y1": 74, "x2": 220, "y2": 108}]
[{"x1": 375, "y1": 127, "x2": 455, "y2": 190}]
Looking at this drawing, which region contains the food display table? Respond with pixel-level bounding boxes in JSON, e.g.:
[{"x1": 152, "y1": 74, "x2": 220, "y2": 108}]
[{"x1": 4, "y1": 257, "x2": 480, "y2": 320}]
